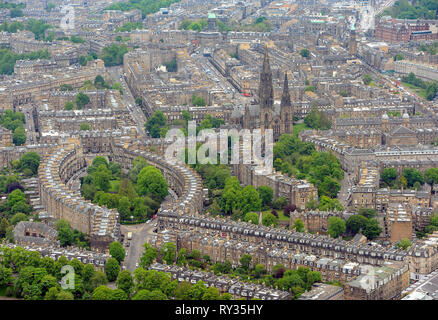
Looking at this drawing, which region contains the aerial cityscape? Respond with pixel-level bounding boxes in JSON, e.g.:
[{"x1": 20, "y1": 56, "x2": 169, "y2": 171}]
[{"x1": 0, "y1": 0, "x2": 438, "y2": 304}]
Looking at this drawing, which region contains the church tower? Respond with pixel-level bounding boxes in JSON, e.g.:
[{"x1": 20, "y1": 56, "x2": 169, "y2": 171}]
[
  {"x1": 259, "y1": 46, "x2": 274, "y2": 129},
  {"x1": 349, "y1": 22, "x2": 357, "y2": 56},
  {"x1": 280, "y1": 72, "x2": 293, "y2": 135}
]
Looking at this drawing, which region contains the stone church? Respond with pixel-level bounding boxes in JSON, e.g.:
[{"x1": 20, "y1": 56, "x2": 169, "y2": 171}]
[{"x1": 231, "y1": 47, "x2": 294, "y2": 141}]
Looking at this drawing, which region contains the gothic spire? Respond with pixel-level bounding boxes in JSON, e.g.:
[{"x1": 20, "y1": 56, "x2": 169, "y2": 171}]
[
  {"x1": 262, "y1": 45, "x2": 271, "y2": 74},
  {"x1": 259, "y1": 45, "x2": 273, "y2": 110},
  {"x1": 281, "y1": 72, "x2": 291, "y2": 108}
]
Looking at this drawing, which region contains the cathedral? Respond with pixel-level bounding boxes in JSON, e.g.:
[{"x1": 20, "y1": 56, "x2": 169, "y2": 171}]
[{"x1": 231, "y1": 46, "x2": 294, "y2": 142}]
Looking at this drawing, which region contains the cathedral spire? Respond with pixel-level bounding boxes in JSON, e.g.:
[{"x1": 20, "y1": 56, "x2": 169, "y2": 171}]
[
  {"x1": 259, "y1": 45, "x2": 273, "y2": 110},
  {"x1": 281, "y1": 72, "x2": 291, "y2": 108},
  {"x1": 263, "y1": 45, "x2": 271, "y2": 74}
]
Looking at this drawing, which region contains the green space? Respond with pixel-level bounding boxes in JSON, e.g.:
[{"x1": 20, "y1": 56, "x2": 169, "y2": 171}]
[
  {"x1": 0, "y1": 152, "x2": 43, "y2": 244},
  {"x1": 274, "y1": 133, "x2": 343, "y2": 199},
  {"x1": 80, "y1": 156, "x2": 168, "y2": 224},
  {"x1": 419, "y1": 42, "x2": 438, "y2": 55},
  {"x1": 0, "y1": 48, "x2": 50, "y2": 75},
  {"x1": 381, "y1": 0, "x2": 438, "y2": 19},
  {"x1": 100, "y1": 43, "x2": 129, "y2": 67},
  {"x1": 0, "y1": 110, "x2": 26, "y2": 146},
  {"x1": 179, "y1": 19, "x2": 207, "y2": 31},
  {"x1": 402, "y1": 72, "x2": 437, "y2": 101},
  {"x1": 179, "y1": 16, "x2": 271, "y2": 33},
  {"x1": 105, "y1": 0, "x2": 181, "y2": 18},
  {"x1": 140, "y1": 242, "x2": 322, "y2": 300},
  {"x1": 116, "y1": 21, "x2": 144, "y2": 32},
  {"x1": 292, "y1": 123, "x2": 311, "y2": 139}
]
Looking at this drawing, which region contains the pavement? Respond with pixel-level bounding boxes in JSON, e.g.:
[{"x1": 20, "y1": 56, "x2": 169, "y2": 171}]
[{"x1": 122, "y1": 221, "x2": 157, "y2": 271}]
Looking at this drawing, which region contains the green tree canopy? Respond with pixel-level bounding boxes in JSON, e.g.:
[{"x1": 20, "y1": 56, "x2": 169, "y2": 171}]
[{"x1": 327, "y1": 216, "x2": 346, "y2": 238}]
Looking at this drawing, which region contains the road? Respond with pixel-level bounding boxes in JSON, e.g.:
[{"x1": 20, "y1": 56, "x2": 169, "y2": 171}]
[
  {"x1": 122, "y1": 221, "x2": 157, "y2": 271},
  {"x1": 122, "y1": 189, "x2": 177, "y2": 271},
  {"x1": 338, "y1": 172, "x2": 354, "y2": 208},
  {"x1": 106, "y1": 66, "x2": 147, "y2": 136}
]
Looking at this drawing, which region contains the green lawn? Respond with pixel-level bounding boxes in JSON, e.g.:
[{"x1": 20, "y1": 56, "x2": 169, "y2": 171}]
[
  {"x1": 401, "y1": 81, "x2": 428, "y2": 99},
  {"x1": 262, "y1": 210, "x2": 289, "y2": 222},
  {"x1": 293, "y1": 123, "x2": 311, "y2": 139}
]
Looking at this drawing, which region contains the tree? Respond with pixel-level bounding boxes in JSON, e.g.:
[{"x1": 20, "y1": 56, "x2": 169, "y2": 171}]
[
  {"x1": 161, "y1": 242, "x2": 176, "y2": 265},
  {"x1": 220, "y1": 177, "x2": 242, "y2": 214},
  {"x1": 56, "y1": 290, "x2": 74, "y2": 300},
  {"x1": 346, "y1": 214, "x2": 368, "y2": 235},
  {"x1": 363, "y1": 218, "x2": 382, "y2": 240},
  {"x1": 89, "y1": 271, "x2": 108, "y2": 292},
  {"x1": 300, "y1": 49, "x2": 310, "y2": 58},
  {"x1": 174, "y1": 281, "x2": 192, "y2": 300},
  {"x1": 10, "y1": 8, "x2": 23, "y2": 18},
  {"x1": 57, "y1": 227, "x2": 74, "y2": 247},
  {"x1": 239, "y1": 254, "x2": 252, "y2": 271},
  {"x1": 0, "y1": 266, "x2": 12, "y2": 286},
  {"x1": 13, "y1": 127, "x2": 26, "y2": 146},
  {"x1": 177, "y1": 248, "x2": 187, "y2": 266},
  {"x1": 117, "y1": 196, "x2": 131, "y2": 220},
  {"x1": 192, "y1": 94, "x2": 206, "y2": 106},
  {"x1": 112, "y1": 82, "x2": 123, "y2": 95},
  {"x1": 100, "y1": 43, "x2": 129, "y2": 67},
  {"x1": 10, "y1": 212, "x2": 28, "y2": 225},
  {"x1": 135, "y1": 97, "x2": 143, "y2": 106},
  {"x1": 381, "y1": 168, "x2": 398, "y2": 187},
  {"x1": 262, "y1": 212, "x2": 278, "y2": 227},
  {"x1": 394, "y1": 53, "x2": 404, "y2": 61},
  {"x1": 187, "y1": 280, "x2": 207, "y2": 300},
  {"x1": 75, "y1": 92, "x2": 90, "y2": 109},
  {"x1": 145, "y1": 111, "x2": 167, "y2": 138},
  {"x1": 292, "y1": 218, "x2": 305, "y2": 232},
  {"x1": 362, "y1": 74, "x2": 372, "y2": 85},
  {"x1": 283, "y1": 204, "x2": 297, "y2": 217},
  {"x1": 112, "y1": 288, "x2": 128, "y2": 300},
  {"x1": 358, "y1": 208, "x2": 377, "y2": 219},
  {"x1": 132, "y1": 289, "x2": 151, "y2": 300},
  {"x1": 396, "y1": 238, "x2": 412, "y2": 250},
  {"x1": 118, "y1": 178, "x2": 138, "y2": 200},
  {"x1": 244, "y1": 212, "x2": 259, "y2": 225},
  {"x1": 105, "y1": 258, "x2": 120, "y2": 282},
  {"x1": 202, "y1": 287, "x2": 221, "y2": 300},
  {"x1": 318, "y1": 196, "x2": 343, "y2": 211},
  {"x1": 327, "y1": 216, "x2": 346, "y2": 238},
  {"x1": 137, "y1": 166, "x2": 169, "y2": 200},
  {"x1": 402, "y1": 168, "x2": 424, "y2": 188},
  {"x1": 109, "y1": 242, "x2": 125, "y2": 264},
  {"x1": 93, "y1": 164, "x2": 112, "y2": 192},
  {"x1": 0, "y1": 218, "x2": 10, "y2": 238},
  {"x1": 425, "y1": 168, "x2": 438, "y2": 189},
  {"x1": 92, "y1": 285, "x2": 113, "y2": 300},
  {"x1": 207, "y1": 199, "x2": 221, "y2": 216},
  {"x1": 272, "y1": 196, "x2": 287, "y2": 210},
  {"x1": 400, "y1": 175, "x2": 408, "y2": 189},
  {"x1": 319, "y1": 177, "x2": 341, "y2": 198},
  {"x1": 44, "y1": 287, "x2": 58, "y2": 300},
  {"x1": 257, "y1": 186, "x2": 273, "y2": 207},
  {"x1": 116, "y1": 270, "x2": 133, "y2": 297},
  {"x1": 64, "y1": 101, "x2": 75, "y2": 110},
  {"x1": 79, "y1": 123, "x2": 91, "y2": 131},
  {"x1": 254, "y1": 264, "x2": 265, "y2": 279},
  {"x1": 239, "y1": 185, "x2": 262, "y2": 214},
  {"x1": 94, "y1": 75, "x2": 105, "y2": 88}
]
